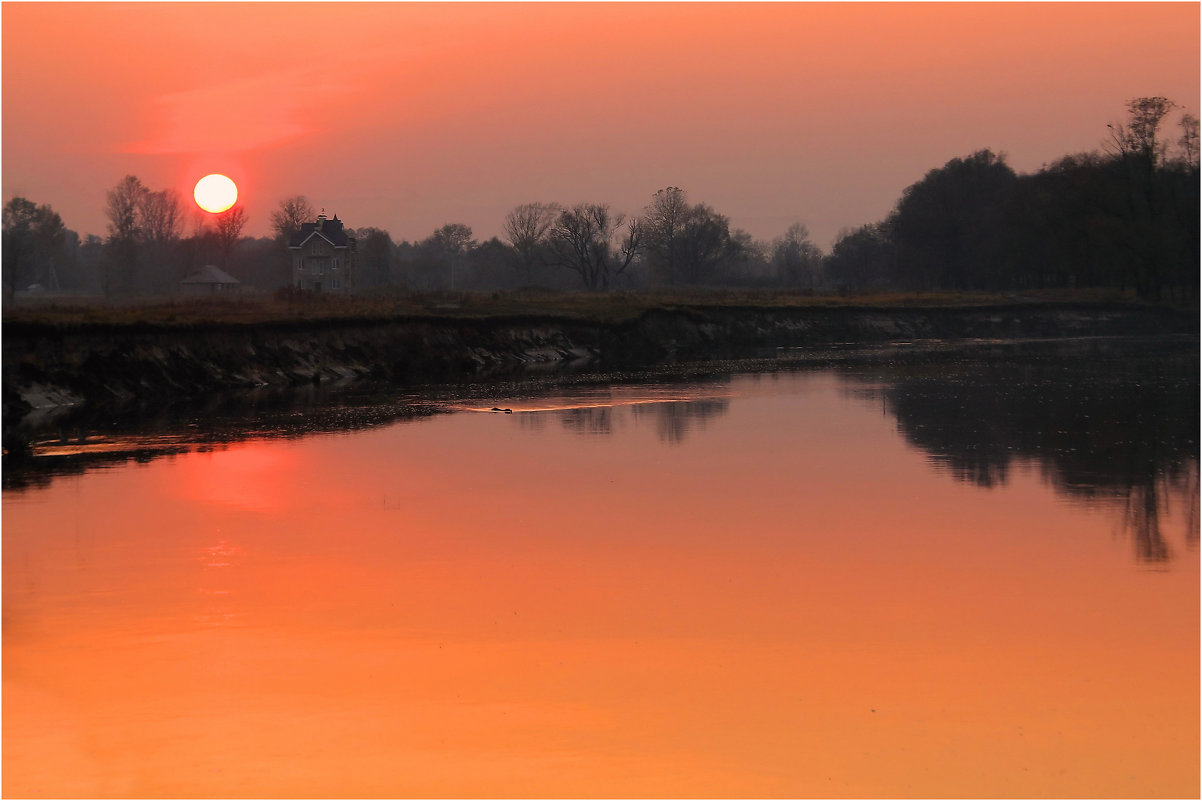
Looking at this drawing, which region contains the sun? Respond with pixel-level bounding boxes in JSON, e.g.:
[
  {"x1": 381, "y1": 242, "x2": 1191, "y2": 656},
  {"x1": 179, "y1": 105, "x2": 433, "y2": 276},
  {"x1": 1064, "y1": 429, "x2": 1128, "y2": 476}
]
[{"x1": 194, "y1": 174, "x2": 238, "y2": 213}]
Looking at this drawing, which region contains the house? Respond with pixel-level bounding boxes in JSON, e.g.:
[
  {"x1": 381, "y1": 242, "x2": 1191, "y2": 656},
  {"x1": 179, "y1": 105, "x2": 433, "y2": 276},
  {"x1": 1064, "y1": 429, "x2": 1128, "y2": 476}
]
[
  {"x1": 289, "y1": 213, "x2": 356, "y2": 292},
  {"x1": 180, "y1": 264, "x2": 240, "y2": 295}
]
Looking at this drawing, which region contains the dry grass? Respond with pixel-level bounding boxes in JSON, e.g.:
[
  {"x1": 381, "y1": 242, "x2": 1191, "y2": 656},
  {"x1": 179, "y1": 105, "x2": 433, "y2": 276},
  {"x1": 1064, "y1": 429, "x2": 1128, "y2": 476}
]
[{"x1": 2, "y1": 287, "x2": 1147, "y2": 329}]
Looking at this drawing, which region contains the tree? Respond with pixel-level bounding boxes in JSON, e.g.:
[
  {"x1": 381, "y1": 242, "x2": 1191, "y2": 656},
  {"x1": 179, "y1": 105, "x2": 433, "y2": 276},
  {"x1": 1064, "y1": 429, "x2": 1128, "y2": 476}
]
[
  {"x1": 214, "y1": 205, "x2": 248, "y2": 270},
  {"x1": 105, "y1": 175, "x2": 147, "y2": 243},
  {"x1": 546, "y1": 203, "x2": 642, "y2": 290},
  {"x1": 1107, "y1": 96, "x2": 1177, "y2": 168},
  {"x1": 270, "y1": 195, "x2": 316, "y2": 244},
  {"x1": 1102, "y1": 97, "x2": 1197, "y2": 300},
  {"x1": 353, "y1": 227, "x2": 396, "y2": 289},
  {"x1": 2, "y1": 197, "x2": 67, "y2": 295},
  {"x1": 641, "y1": 187, "x2": 691, "y2": 284},
  {"x1": 424, "y1": 223, "x2": 475, "y2": 290},
  {"x1": 138, "y1": 189, "x2": 185, "y2": 291},
  {"x1": 824, "y1": 224, "x2": 894, "y2": 291},
  {"x1": 503, "y1": 202, "x2": 560, "y2": 284},
  {"x1": 1177, "y1": 113, "x2": 1199, "y2": 170},
  {"x1": 641, "y1": 187, "x2": 741, "y2": 286},
  {"x1": 771, "y1": 223, "x2": 825, "y2": 289},
  {"x1": 888, "y1": 149, "x2": 1017, "y2": 290},
  {"x1": 427, "y1": 222, "x2": 475, "y2": 257}
]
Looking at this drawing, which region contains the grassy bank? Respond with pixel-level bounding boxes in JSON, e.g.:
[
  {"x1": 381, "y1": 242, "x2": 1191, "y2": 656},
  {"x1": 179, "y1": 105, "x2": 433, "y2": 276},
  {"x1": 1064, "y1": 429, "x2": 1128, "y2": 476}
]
[{"x1": 0, "y1": 287, "x2": 1157, "y2": 329}]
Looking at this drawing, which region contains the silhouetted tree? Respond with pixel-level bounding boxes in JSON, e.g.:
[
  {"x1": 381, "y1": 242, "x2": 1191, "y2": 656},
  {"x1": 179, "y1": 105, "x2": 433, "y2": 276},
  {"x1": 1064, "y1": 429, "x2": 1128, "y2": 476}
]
[
  {"x1": 214, "y1": 205, "x2": 247, "y2": 270},
  {"x1": 3, "y1": 197, "x2": 67, "y2": 296},
  {"x1": 887, "y1": 150, "x2": 1017, "y2": 290},
  {"x1": 503, "y1": 202, "x2": 560, "y2": 285},
  {"x1": 824, "y1": 223, "x2": 894, "y2": 291},
  {"x1": 138, "y1": 189, "x2": 185, "y2": 292},
  {"x1": 1106, "y1": 96, "x2": 1177, "y2": 168},
  {"x1": 771, "y1": 223, "x2": 824, "y2": 289},
  {"x1": 642, "y1": 188, "x2": 740, "y2": 286},
  {"x1": 465, "y1": 236, "x2": 513, "y2": 290},
  {"x1": 270, "y1": 195, "x2": 316, "y2": 243},
  {"x1": 1176, "y1": 113, "x2": 1199, "y2": 169},
  {"x1": 546, "y1": 203, "x2": 642, "y2": 290},
  {"x1": 101, "y1": 175, "x2": 150, "y2": 295},
  {"x1": 352, "y1": 227, "x2": 396, "y2": 289}
]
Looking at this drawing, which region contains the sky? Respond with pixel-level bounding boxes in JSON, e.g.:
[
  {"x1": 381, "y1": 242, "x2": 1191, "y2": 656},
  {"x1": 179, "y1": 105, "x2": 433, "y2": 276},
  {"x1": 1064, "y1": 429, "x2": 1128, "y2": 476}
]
[{"x1": 3, "y1": 2, "x2": 1199, "y2": 248}]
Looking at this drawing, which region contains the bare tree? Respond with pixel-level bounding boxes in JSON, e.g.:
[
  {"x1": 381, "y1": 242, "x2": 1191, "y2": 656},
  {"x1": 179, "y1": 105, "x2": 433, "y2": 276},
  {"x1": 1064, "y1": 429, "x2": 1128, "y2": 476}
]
[
  {"x1": 1178, "y1": 113, "x2": 1199, "y2": 169},
  {"x1": 270, "y1": 195, "x2": 315, "y2": 243},
  {"x1": 138, "y1": 190, "x2": 185, "y2": 288},
  {"x1": 642, "y1": 187, "x2": 690, "y2": 283},
  {"x1": 546, "y1": 203, "x2": 642, "y2": 290},
  {"x1": 215, "y1": 205, "x2": 248, "y2": 269},
  {"x1": 1107, "y1": 96, "x2": 1178, "y2": 167},
  {"x1": 772, "y1": 223, "x2": 825, "y2": 288},
  {"x1": 138, "y1": 190, "x2": 184, "y2": 244},
  {"x1": 503, "y1": 202, "x2": 560, "y2": 284},
  {"x1": 105, "y1": 175, "x2": 147, "y2": 243},
  {"x1": 642, "y1": 187, "x2": 739, "y2": 285}
]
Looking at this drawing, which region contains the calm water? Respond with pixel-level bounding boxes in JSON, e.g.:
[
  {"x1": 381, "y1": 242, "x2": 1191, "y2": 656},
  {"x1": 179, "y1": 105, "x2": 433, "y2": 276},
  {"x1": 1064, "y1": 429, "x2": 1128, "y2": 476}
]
[{"x1": 4, "y1": 340, "x2": 1198, "y2": 798}]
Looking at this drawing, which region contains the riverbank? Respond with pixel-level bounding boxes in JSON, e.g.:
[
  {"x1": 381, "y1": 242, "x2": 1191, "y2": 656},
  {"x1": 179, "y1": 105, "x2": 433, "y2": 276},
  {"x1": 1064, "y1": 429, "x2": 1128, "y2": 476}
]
[{"x1": 3, "y1": 294, "x2": 1195, "y2": 426}]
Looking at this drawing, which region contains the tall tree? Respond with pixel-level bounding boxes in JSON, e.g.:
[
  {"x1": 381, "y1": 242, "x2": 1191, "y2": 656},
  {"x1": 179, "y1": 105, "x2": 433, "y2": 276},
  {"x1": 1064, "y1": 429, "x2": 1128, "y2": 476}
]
[
  {"x1": 642, "y1": 188, "x2": 739, "y2": 285},
  {"x1": 1107, "y1": 96, "x2": 1178, "y2": 168},
  {"x1": 641, "y1": 187, "x2": 691, "y2": 284},
  {"x1": 214, "y1": 206, "x2": 248, "y2": 270},
  {"x1": 546, "y1": 203, "x2": 642, "y2": 290},
  {"x1": 270, "y1": 195, "x2": 316, "y2": 243},
  {"x1": 353, "y1": 227, "x2": 396, "y2": 289},
  {"x1": 888, "y1": 149, "x2": 1016, "y2": 290},
  {"x1": 138, "y1": 189, "x2": 185, "y2": 290},
  {"x1": 503, "y1": 202, "x2": 560, "y2": 284},
  {"x1": 824, "y1": 223, "x2": 894, "y2": 291},
  {"x1": 2, "y1": 197, "x2": 67, "y2": 295},
  {"x1": 101, "y1": 175, "x2": 150, "y2": 296},
  {"x1": 771, "y1": 223, "x2": 825, "y2": 289},
  {"x1": 1177, "y1": 113, "x2": 1199, "y2": 170},
  {"x1": 104, "y1": 175, "x2": 147, "y2": 243}
]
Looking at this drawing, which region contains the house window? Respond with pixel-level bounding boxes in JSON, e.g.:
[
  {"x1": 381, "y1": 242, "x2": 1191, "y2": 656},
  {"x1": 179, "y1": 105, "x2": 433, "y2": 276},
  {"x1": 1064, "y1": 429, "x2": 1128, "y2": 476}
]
[
  {"x1": 298, "y1": 257, "x2": 304, "y2": 271},
  {"x1": 312, "y1": 242, "x2": 324, "y2": 256},
  {"x1": 332, "y1": 258, "x2": 339, "y2": 271},
  {"x1": 331, "y1": 277, "x2": 341, "y2": 290}
]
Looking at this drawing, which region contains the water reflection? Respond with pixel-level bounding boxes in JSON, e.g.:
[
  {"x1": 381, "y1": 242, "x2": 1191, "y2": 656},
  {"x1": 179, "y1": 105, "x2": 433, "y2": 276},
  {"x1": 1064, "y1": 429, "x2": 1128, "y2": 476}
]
[
  {"x1": 630, "y1": 399, "x2": 731, "y2": 444},
  {"x1": 6, "y1": 340, "x2": 1197, "y2": 562},
  {"x1": 3, "y1": 338, "x2": 1197, "y2": 798},
  {"x1": 842, "y1": 339, "x2": 1199, "y2": 562}
]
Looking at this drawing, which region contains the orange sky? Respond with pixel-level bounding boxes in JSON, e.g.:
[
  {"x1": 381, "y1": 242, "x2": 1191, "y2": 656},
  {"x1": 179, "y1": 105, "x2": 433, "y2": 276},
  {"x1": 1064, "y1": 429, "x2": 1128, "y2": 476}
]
[{"x1": 3, "y1": 2, "x2": 1198, "y2": 247}]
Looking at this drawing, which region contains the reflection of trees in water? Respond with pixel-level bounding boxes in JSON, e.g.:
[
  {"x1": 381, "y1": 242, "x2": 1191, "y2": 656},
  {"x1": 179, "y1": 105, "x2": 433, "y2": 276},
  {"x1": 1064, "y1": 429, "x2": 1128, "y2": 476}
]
[
  {"x1": 515, "y1": 412, "x2": 547, "y2": 432},
  {"x1": 555, "y1": 397, "x2": 731, "y2": 443},
  {"x1": 848, "y1": 342, "x2": 1199, "y2": 562},
  {"x1": 630, "y1": 399, "x2": 731, "y2": 444},
  {"x1": 559, "y1": 407, "x2": 615, "y2": 436}
]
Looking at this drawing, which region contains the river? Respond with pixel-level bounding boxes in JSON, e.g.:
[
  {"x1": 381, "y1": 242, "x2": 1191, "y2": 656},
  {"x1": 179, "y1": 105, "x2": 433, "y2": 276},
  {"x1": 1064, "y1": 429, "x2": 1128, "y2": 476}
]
[{"x1": 3, "y1": 337, "x2": 1197, "y2": 798}]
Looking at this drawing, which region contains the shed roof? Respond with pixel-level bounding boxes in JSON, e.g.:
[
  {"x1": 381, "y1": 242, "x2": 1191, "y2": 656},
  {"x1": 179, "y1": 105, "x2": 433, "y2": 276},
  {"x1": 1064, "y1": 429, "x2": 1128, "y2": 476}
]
[{"x1": 181, "y1": 264, "x2": 240, "y2": 285}]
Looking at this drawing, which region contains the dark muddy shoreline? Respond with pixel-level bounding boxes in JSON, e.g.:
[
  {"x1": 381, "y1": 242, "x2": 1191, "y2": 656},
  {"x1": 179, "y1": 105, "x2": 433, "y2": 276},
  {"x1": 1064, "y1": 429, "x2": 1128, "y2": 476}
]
[
  {"x1": 4, "y1": 301, "x2": 1194, "y2": 419},
  {"x1": 2, "y1": 302, "x2": 1196, "y2": 479}
]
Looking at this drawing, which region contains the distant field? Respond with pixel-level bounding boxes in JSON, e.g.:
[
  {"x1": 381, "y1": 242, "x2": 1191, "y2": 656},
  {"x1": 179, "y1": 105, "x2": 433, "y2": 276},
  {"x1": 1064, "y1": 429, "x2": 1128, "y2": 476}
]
[{"x1": 0, "y1": 287, "x2": 1154, "y2": 329}]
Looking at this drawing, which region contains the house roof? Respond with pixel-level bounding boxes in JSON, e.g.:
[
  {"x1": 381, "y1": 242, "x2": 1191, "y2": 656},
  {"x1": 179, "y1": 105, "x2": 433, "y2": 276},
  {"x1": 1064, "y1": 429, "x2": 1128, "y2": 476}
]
[
  {"x1": 288, "y1": 214, "x2": 352, "y2": 248},
  {"x1": 181, "y1": 264, "x2": 240, "y2": 285}
]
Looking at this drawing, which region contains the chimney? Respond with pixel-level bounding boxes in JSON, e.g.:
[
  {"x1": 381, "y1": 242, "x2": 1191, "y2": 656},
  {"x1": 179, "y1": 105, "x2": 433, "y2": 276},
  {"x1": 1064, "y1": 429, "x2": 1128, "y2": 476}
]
[{"x1": 316, "y1": 212, "x2": 327, "y2": 231}]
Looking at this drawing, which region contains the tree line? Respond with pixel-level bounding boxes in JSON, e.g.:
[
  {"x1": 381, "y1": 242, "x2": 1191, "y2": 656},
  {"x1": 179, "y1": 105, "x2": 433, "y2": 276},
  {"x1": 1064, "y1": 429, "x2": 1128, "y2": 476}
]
[{"x1": 4, "y1": 96, "x2": 1196, "y2": 302}]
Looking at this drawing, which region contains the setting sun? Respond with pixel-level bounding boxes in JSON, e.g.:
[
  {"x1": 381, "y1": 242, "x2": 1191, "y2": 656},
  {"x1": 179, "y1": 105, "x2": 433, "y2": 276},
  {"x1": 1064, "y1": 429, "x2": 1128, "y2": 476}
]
[{"x1": 193, "y1": 173, "x2": 237, "y2": 213}]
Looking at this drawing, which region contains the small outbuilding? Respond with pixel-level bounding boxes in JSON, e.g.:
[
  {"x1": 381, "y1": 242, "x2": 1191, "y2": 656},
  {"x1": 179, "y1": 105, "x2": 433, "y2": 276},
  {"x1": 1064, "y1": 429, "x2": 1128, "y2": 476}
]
[{"x1": 180, "y1": 264, "x2": 240, "y2": 295}]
